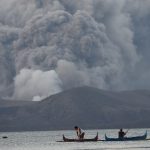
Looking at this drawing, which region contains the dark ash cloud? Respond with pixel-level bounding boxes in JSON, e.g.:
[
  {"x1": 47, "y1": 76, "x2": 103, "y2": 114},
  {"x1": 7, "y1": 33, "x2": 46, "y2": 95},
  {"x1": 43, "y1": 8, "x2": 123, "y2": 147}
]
[{"x1": 0, "y1": 0, "x2": 150, "y2": 100}]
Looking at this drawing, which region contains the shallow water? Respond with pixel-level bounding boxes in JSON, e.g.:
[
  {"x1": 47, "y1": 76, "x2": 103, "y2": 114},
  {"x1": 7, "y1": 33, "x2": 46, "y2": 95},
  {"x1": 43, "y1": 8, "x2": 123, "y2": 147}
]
[{"x1": 0, "y1": 129, "x2": 149, "y2": 150}]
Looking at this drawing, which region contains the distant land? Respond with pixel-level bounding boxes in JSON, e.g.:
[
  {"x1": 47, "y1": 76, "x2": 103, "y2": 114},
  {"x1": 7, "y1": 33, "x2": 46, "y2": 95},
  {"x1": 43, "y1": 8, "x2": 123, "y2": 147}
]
[{"x1": 0, "y1": 86, "x2": 150, "y2": 132}]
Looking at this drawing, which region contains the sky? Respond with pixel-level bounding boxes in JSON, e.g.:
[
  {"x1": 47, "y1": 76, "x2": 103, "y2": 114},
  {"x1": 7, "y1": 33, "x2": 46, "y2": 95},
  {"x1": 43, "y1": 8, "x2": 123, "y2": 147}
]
[{"x1": 0, "y1": 0, "x2": 150, "y2": 101}]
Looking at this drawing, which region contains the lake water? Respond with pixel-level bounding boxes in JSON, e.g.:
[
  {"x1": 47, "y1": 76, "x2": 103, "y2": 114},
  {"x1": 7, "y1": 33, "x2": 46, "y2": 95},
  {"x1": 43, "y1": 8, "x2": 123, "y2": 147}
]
[{"x1": 0, "y1": 129, "x2": 150, "y2": 150}]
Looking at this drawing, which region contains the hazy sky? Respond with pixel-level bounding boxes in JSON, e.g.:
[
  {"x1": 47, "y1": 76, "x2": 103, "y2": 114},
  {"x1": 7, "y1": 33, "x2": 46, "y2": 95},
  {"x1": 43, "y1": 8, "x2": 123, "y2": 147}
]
[{"x1": 0, "y1": 0, "x2": 150, "y2": 100}]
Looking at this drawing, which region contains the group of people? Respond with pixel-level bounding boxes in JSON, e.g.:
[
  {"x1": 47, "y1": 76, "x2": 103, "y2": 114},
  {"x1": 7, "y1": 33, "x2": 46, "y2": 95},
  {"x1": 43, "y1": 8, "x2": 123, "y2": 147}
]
[{"x1": 74, "y1": 126, "x2": 127, "y2": 140}]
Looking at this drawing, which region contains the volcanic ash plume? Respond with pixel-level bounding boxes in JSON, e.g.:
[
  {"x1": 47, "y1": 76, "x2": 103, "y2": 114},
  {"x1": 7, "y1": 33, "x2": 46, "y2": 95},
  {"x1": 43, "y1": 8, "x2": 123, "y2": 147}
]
[
  {"x1": 0, "y1": 0, "x2": 150, "y2": 100},
  {"x1": 13, "y1": 68, "x2": 62, "y2": 101}
]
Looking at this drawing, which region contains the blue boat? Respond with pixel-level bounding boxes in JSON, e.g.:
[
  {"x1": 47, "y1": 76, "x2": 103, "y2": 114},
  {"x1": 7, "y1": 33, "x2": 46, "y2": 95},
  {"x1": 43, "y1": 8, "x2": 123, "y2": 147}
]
[{"x1": 105, "y1": 131, "x2": 147, "y2": 141}]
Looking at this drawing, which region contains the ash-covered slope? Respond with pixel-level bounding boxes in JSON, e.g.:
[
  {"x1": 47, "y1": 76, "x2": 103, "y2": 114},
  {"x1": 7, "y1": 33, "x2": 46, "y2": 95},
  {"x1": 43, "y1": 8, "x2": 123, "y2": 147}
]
[{"x1": 0, "y1": 86, "x2": 150, "y2": 131}]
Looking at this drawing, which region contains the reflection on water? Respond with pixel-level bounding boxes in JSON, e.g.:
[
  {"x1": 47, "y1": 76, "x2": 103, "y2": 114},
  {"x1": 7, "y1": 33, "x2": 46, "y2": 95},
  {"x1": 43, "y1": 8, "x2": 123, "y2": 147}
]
[{"x1": 0, "y1": 129, "x2": 149, "y2": 150}]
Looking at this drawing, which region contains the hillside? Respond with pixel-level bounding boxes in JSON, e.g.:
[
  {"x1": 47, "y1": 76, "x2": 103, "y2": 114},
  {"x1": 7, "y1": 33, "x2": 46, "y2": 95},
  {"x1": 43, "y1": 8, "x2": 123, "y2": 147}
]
[{"x1": 0, "y1": 86, "x2": 150, "y2": 131}]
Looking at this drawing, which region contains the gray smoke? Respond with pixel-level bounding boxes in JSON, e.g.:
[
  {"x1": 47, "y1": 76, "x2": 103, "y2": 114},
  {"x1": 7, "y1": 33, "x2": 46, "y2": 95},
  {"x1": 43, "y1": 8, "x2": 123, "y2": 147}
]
[
  {"x1": 13, "y1": 68, "x2": 62, "y2": 101},
  {"x1": 0, "y1": 0, "x2": 150, "y2": 100}
]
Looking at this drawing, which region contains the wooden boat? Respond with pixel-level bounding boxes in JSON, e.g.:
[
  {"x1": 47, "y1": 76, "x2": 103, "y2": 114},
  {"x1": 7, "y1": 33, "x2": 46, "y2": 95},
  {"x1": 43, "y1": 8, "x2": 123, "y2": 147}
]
[
  {"x1": 105, "y1": 131, "x2": 147, "y2": 141},
  {"x1": 63, "y1": 133, "x2": 98, "y2": 142}
]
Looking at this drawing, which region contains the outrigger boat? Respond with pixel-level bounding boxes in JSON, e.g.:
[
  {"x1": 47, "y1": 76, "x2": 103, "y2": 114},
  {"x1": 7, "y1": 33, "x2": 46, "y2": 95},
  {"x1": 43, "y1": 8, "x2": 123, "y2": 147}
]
[
  {"x1": 62, "y1": 133, "x2": 98, "y2": 142},
  {"x1": 105, "y1": 131, "x2": 147, "y2": 141}
]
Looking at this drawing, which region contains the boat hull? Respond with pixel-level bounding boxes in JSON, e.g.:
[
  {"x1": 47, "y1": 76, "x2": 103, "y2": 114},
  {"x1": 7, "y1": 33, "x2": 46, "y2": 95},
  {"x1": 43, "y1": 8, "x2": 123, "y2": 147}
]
[
  {"x1": 105, "y1": 131, "x2": 147, "y2": 141},
  {"x1": 63, "y1": 133, "x2": 98, "y2": 142}
]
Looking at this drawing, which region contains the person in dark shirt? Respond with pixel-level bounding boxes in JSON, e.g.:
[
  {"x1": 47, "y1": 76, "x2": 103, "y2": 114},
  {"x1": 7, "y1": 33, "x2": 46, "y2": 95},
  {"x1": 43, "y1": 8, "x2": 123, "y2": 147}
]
[
  {"x1": 74, "y1": 126, "x2": 85, "y2": 140},
  {"x1": 118, "y1": 128, "x2": 126, "y2": 138}
]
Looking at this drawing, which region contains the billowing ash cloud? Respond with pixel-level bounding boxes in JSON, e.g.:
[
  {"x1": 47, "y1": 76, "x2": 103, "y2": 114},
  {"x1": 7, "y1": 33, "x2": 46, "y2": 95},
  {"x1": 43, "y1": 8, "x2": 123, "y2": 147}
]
[
  {"x1": 13, "y1": 68, "x2": 62, "y2": 101},
  {"x1": 0, "y1": 0, "x2": 150, "y2": 100}
]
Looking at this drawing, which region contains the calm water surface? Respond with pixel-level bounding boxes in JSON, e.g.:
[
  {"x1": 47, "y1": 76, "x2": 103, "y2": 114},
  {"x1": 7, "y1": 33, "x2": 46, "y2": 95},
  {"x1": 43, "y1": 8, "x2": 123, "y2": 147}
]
[{"x1": 0, "y1": 129, "x2": 150, "y2": 150}]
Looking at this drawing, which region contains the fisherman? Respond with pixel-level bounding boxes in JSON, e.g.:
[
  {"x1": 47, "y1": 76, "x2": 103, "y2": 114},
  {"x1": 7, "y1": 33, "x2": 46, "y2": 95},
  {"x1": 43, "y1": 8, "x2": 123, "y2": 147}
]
[
  {"x1": 74, "y1": 126, "x2": 85, "y2": 140},
  {"x1": 118, "y1": 128, "x2": 126, "y2": 138}
]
